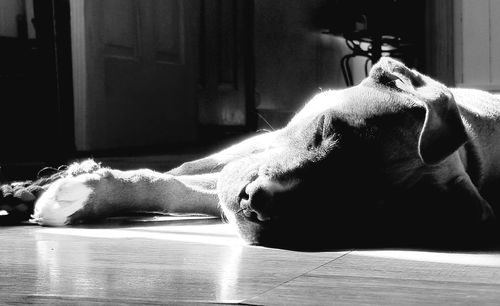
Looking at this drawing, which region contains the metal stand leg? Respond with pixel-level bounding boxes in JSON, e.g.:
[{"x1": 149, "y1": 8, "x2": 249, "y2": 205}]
[{"x1": 341, "y1": 54, "x2": 355, "y2": 87}]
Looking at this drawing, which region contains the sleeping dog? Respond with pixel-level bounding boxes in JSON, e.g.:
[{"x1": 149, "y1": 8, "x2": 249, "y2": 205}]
[{"x1": 32, "y1": 58, "x2": 499, "y2": 248}]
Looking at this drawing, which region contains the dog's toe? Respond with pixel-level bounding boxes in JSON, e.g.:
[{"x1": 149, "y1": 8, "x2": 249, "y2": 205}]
[
  {"x1": 481, "y1": 203, "x2": 496, "y2": 223},
  {"x1": 31, "y1": 176, "x2": 94, "y2": 226}
]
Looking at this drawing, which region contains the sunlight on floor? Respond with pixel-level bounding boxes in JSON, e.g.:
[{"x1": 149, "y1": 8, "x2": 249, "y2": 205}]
[
  {"x1": 37, "y1": 223, "x2": 243, "y2": 246},
  {"x1": 355, "y1": 250, "x2": 500, "y2": 267}
]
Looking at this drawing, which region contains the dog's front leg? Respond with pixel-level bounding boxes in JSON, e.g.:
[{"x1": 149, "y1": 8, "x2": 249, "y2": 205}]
[
  {"x1": 447, "y1": 174, "x2": 496, "y2": 222},
  {"x1": 168, "y1": 131, "x2": 278, "y2": 176},
  {"x1": 32, "y1": 167, "x2": 221, "y2": 226}
]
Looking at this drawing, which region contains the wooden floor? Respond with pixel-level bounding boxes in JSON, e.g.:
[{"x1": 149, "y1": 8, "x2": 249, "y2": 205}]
[{"x1": 2, "y1": 216, "x2": 500, "y2": 305}]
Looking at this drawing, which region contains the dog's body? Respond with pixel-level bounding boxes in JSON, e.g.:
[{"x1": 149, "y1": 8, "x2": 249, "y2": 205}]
[{"x1": 32, "y1": 58, "x2": 500, "y2": 248}]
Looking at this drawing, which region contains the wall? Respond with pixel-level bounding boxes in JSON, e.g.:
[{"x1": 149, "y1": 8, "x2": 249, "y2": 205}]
[
  {"x1": 424, "y1": 0, "x2": 455, "y2": 86},
  {"x1": 254, "y1": 0, "x2": 349, "y2": 129},
  {"x1": 454, "y1": 0, "x2": 500, "y2": 91},
  {"x1": 253, "y1": 0, "x2": 424, "y2": 129},
  {"x1": 421, "y1": 0, "x2": 500, "y2": 91},
  {"x1": 0, "y1": 0, "x2": 35, "y2": 38},
  {"x1": 0, "y1": 0, "x2": 23, "y2": 37}
]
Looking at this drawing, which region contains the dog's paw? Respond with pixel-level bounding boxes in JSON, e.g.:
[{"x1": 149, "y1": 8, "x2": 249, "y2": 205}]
[
  {"x1": 31, "y1": 174, "x2": 98, "y2": 226},
  {"x1": 481, "y1": 201, "x2": 496, "y2": 223}
]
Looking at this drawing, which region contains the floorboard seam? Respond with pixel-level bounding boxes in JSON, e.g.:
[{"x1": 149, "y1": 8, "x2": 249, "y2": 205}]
[{"x1": 240, "y1": 250, "x2": 354, "y2": 304}]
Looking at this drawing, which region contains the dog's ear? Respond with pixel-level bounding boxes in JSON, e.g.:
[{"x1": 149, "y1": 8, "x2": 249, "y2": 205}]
[
  {"x1": 417, "y1": 88, "x2": 468, "y2": 164},
  {"x1": 370, "y1": 57, "x2": 468, "y2": 164}
]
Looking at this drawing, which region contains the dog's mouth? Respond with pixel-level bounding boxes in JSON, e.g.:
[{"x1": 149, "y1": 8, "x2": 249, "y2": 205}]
[
  {"x1": 236, "y1": 183, "x2": 253, "y2": 217},
  {"x1": 235, "y1": 206, "x2": 261, "y2": 220}
]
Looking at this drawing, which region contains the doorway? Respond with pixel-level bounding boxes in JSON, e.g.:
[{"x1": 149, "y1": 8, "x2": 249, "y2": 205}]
[{"x1": 0, "y1": 0, "x2": 73, "y2": 163}]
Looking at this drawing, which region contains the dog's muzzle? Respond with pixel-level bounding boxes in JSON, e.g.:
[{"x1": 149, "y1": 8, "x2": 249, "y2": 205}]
[{"x1": 237, "y1": 177, "x2": 298, "y2": 222}]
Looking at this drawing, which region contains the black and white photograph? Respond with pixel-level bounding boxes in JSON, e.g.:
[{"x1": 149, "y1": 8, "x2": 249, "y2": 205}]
[{"x1": 1, "y1": 0, "x2": 500, "y2": 304}]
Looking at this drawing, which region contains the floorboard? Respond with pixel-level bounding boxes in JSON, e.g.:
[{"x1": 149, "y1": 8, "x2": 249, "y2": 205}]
[
  {"x1": 248, "y1": 250, "x2": 500, "y2": 305},
  {"x1": 0, "y1": 218, "x2": 346, "y2": 304},
  {"x1": 1, "y1": 217, "x2": 500, "y2": 305}
]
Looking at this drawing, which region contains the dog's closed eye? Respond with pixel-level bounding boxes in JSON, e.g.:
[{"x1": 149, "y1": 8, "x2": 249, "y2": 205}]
[
  {"x1": 380, "y1": 73, "x2": 404, "y2": 88},
  {"x1": 307, "y1": 115, "x2": 337, "y2": 150}
]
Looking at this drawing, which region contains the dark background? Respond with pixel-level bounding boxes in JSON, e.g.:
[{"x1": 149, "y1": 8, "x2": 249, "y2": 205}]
[{"x1": 0, "y1": 0, "x2": 453, "y2": 180}]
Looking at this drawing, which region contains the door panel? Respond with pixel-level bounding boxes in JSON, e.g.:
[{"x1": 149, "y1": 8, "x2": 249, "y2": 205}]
[
  {"x1": 73, "y1": 0, "x2": 198, "y2": 151},
  {"x1": 101, "y1": 0, "x2": 139, "y2": 59},
  {"x1": 154, "y1": 0, "x2": 183, "y2": 64},
  {"x1": 198, "y1": 0, "x2": 250, "y2": 127}
]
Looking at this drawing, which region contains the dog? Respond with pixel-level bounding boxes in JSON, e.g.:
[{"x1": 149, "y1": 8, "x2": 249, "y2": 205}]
[{"x1": 31, "y1": 58, "x2": 499, "y2": 249}]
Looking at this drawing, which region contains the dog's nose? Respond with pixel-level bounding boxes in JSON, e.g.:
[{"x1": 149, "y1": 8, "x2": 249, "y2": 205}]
[
  {"x1": 239, "y1": 177, "x2": 297, "y2": 222},
  {"x1": 240, "y1": 178, "x2": 273, "y2": 221}
]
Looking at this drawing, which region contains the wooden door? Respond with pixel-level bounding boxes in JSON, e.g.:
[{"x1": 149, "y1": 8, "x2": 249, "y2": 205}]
[
  {"x1": 198, "y1": 0, "x2": 250, "y2": 127},
  {"x1": 71, "y1": 0, "x2": 199, "y2": 151}
]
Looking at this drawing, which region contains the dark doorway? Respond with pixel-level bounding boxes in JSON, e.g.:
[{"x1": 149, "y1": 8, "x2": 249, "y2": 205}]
[
  {"x1": 0, "y1": 0, "x2": 73, "y2": 180},
  {"x1": 0, "y1": 0, "x2": 73, "y2": 164}
]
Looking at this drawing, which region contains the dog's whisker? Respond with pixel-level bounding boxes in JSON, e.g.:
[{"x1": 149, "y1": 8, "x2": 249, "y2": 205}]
[{"x1": 256, "y1": 112, "x2": 275, "y2": 131}]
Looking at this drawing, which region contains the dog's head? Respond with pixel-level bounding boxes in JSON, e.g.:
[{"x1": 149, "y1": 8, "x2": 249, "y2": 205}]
[{"x1": 218, "y1": 58, "x2": 469, "y2": 249}]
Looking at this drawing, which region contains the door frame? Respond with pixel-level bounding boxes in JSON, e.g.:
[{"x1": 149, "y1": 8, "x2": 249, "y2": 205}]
[
  {"x1": 69, "y1": 0, "x2": 88, "y2": 151},
  {"x1": 34, "y1": 0, "x2": 75, "y2": 160}
]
